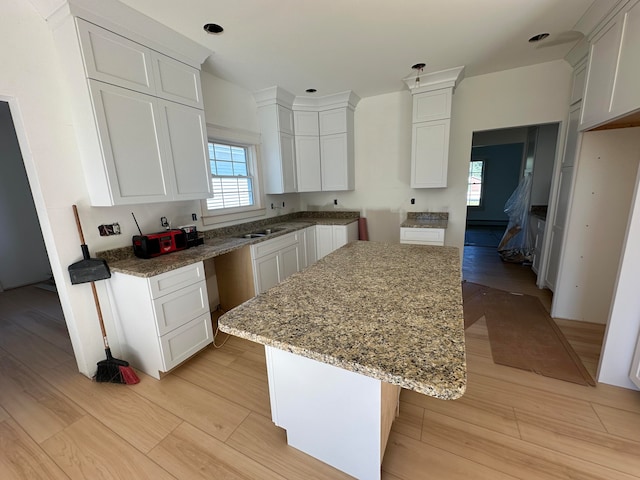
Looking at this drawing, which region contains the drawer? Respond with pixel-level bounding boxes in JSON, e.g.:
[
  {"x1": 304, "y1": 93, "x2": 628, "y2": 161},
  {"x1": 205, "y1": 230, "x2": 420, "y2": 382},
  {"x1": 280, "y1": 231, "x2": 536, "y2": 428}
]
[
  {"x1": 149, "y1": 261, "x2": 206, "y2": 299},
  {"x1": 251, "y1": 232, "x2": 299, "y2": 259},
  {"x1": 400, "y1": 227, "x2": 445, "y2": 246},
  {"x1": 153, "y1": 281, "x2": 209, "y2": 335},
  {"x1": 159, "y1": 313, "x2": 213, "y2": 371}
]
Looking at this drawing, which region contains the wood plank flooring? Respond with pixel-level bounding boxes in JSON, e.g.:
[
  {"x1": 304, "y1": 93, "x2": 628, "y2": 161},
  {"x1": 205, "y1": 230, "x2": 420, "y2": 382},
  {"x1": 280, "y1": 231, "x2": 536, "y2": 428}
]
[{"x1": 1, "y1": 248, "x2": 638, "y2": 479}]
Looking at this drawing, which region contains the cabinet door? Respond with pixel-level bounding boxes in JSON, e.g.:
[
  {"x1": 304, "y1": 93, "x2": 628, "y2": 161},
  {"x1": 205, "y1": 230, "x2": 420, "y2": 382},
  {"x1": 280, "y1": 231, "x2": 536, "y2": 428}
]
[
  {"x1": 295, "y1": 135, "x2": 321, "y2": 192},
  {"x1": 77, "y1": 19, "x2": 155, "y2": 94},
  {"x1": 320, "y1": 133, "x2": 352, "y2": 191},
  {"x1": 280, "y1": 132, "x2": 298, "y2": 193},
  {"x1": 279, "y1": 243, "x2": 300, "y2": 282},
  {"x1": 159, "y1": 100, "x2": 211, "y2": 200},
  {"x1": 159, "y1": 313, "x2": 213, "y2": 371},
  {"x1": 411, "y1": 119, "x2": 450, "y2": 188},
  {"x1": 610, "y1": 0, "x2": 640, "y2": 117},
  {"x1": 315, "y1": 225, "x2": 334, "y2": 260},
  {"x1": 152, "y1": 52, "x2": 204, "y2": 108},
  {"x1": 253, "y1": 253, "x2": 280, "y2": 295},
  {"x1": 278, "y1": 105, "x2": 295, "y2": 135},
  {"x1": 294, "y1": 111, "x2": 319, "y2": 136},
  {"x1": 412, "y1": 89, "x2": 451, "y2": 122},
  {"x1": 153, "y1": 281, "x2": 209, "y2": 336},
  {"x1": 581, "y1": 17, "x2": 624, "y2": 129},
  {"x1": 332, "y1": 226, "x2": 348, "y2": 250},
  {"x1": 305, "y1": 226, "x2": 317, "y2": 267},
  {"x1": 319, "y1": 108, "x2": 347, "y2": 135},
  {"x1": 89, "y1": 80, "x2": 170, "y2": 204}
]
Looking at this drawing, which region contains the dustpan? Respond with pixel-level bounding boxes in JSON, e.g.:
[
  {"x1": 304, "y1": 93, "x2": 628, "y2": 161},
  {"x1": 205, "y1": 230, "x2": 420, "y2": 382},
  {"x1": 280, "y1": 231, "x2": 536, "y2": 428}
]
[{"x1": 68, "y1": 205, "x2": 111, "y2": 284}]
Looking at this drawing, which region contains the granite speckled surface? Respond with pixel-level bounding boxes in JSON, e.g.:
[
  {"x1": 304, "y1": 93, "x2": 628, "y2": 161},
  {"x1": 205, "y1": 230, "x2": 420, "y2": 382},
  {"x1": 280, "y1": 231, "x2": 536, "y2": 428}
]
[
  {"x1": 401, "y1": 212, "x2": 449, "y2": 229},
  {"x1": 219, "y1": 241, "x2": 466, "y2": 400},
  {"x1": 98, "y1": 213, "x2": 359, "y2": 277}
]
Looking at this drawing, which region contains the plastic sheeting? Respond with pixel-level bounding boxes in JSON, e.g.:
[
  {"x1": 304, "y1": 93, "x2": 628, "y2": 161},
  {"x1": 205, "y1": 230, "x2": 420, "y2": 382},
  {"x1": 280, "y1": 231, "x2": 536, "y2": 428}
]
[{"x1": 498, "y1": 173, "x2": 533, "y2": 264}]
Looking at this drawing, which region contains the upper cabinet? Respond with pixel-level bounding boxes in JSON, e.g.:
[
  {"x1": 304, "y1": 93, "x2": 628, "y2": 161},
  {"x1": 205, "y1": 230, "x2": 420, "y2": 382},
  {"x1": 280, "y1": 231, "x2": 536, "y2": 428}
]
[
  {"x1": 580, "y1": 0, "x2": 640, "y2": 130},
  {"x1": 404, "y1": 67, "x2": 464, "y2": 188},
  {"x1": 256, "y1": 88, "x2": 360, "y2": 194},
  {"x1": 51, "y1": 9, "x2": 211, "y2": 206},
  {"x1": 255, "y1": 87, "x2": 298, "y2": 194}
]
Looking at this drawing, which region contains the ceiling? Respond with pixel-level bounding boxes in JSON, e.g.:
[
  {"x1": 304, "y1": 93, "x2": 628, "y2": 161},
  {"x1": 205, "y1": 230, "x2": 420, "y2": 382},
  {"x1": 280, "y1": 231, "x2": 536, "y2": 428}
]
[{"x1": 119, "y1": 0, "x2": 596, "y2": 99}]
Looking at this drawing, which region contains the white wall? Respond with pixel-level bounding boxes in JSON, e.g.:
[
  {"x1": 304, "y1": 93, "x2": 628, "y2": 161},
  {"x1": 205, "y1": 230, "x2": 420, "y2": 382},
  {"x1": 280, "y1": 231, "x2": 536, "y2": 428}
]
[
  {"x1": 0, "y1": 101, "x2": 51, "y2": 289},
  {"x1": 302, "y1": 60, "x2": 574, "y2": 252}
]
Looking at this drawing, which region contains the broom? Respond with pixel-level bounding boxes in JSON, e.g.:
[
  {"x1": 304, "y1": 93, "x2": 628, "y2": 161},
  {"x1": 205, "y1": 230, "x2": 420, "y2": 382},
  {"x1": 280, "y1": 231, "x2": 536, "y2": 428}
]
[{"x1": 69, "y1": 205, "x2": 139, "y2": 385}]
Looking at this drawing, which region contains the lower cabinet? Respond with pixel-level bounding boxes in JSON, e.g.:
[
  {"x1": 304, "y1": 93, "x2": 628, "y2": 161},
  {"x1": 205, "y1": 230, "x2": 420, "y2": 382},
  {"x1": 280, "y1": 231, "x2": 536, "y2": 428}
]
[
  {"x1": 108, "y1": 261, "x2": 212, "y2": 379},
  {"x1": 316, "y1": 222, "x2": 359, "y2": 260},
  {"x1": 299, "y1": 226, "x2": 317, "y2": 269},
  {"x1": 251, "y1": 232, "x2": 301, "y2": 295},
  {"x1": 400, "y1": 227, "x2": 445, "y2": 246}
]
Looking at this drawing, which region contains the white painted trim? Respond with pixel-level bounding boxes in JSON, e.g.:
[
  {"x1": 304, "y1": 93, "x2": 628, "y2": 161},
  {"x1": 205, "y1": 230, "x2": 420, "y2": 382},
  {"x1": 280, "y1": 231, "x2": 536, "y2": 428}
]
[{"x1": 0, "y1": 94, "x2": 87, "y2": 374}]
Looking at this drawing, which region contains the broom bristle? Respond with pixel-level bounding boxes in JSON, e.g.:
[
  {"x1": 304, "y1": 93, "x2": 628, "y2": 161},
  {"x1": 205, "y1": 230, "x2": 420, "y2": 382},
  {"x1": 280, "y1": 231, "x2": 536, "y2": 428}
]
[
  {"x1": 119, "y1": 365, "x2": 140, "y2": 385},
  {"x1": 94, "y1": 348, "x2": 139, "y2": 384},
  {"x1": 95, "y1": 360, "x2": 125, "y2": 383}
]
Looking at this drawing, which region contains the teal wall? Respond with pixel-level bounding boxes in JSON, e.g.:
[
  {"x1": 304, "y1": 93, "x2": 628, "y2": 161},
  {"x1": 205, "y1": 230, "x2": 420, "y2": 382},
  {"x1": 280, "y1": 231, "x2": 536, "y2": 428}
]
[{"x1": 466, "y1": 143, "x2": 523, "y2": 225}]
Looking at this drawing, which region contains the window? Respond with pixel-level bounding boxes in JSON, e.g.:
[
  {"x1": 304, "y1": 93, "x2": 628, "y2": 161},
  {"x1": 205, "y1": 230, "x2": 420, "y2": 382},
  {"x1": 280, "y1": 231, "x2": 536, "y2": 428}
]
[
  {"x1": 206, "y1": 142, "x2": 254, "y2": 211},
  {"x1": 467, "y1": 159, "x2": 485, "y2": 207}
]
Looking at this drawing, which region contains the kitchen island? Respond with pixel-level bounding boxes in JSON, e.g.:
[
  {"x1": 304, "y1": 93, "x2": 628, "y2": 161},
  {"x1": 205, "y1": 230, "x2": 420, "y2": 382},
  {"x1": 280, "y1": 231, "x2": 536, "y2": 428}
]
[{"x1": 219, "y1": 241, "x2": 465, "y2": 480}]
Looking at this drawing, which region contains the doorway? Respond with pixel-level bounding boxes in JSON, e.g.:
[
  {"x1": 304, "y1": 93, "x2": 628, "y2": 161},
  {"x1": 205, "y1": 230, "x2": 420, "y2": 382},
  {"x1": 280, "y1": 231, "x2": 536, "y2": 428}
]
[
  {"x1": 463, "y1": 124, "x2": 560, "y2": 302},
  {"x1": 0, "y1": 100, "x2": 72, "y2": 363}
]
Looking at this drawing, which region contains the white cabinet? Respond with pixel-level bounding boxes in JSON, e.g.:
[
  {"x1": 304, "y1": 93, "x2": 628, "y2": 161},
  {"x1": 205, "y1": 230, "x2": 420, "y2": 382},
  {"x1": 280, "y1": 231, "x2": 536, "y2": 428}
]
[
  {"x1": 405, "y1": 68, "x2": 463, "y2": 189},
  {"x1": 410, "y1": 89, "x2": 452, "y2": 188},
  {"x1": 77, "y1": 19, "x2": 204, "y2": 108},
  {"x1": 581, "y1": 0, "x2": 640, "y2": 130},
  {"x1": 410, "y1": 119, "x2": 451, "y2": 188},
  {"x1": 315, "y1": 222, "x2": 359, "y2": 260},
  {"x1": 294, "y1": 106, "x2": 355, "y2": 192},
  {"x1": 258, "y1": 104, "x2": 298, "y2": 194},
  {"x1": 108, "y1": 262, "x2": 212, "y2": 379},
  {"x1": 54, "y1": 17, "x2": 210, "y2": 206},
  {"x1": 298, "y1": 226, "x2": 317, "y2": 269},
  {"x1": 88, "y1": 80, "x2": 210, "y2": 204},
  {"x1": 251, "y1": 232, "x2": 301, "y2": 295},
  {"x1": 294, "y1": 111, "x2": 321, "y2": 192},
  {"x1": 610, "y1": 0, "x2": 640, "y2": 118},
  {"x1": 400, "y1": 227, "x2": 445, "y2": 246}
]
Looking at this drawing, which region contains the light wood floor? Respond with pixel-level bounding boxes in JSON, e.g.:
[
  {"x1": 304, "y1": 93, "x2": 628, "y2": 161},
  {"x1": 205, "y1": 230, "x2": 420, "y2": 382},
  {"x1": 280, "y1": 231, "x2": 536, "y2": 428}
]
[{"x1": 1, "y1": 249, "x2": 639, "y2": 479}]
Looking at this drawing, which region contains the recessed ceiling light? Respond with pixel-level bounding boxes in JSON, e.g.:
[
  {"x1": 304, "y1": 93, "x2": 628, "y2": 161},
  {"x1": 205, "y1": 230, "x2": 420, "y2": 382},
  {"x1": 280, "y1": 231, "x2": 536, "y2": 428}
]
[
  {"x1": 203, "y1": 23, "x2": 224, "y2": 34},
  {"x1": 528, "y1": 33, "x2": 549, "y2": 43},
  {"x1": 305, "y1": 88, "x2": 317, "y2": 93}
]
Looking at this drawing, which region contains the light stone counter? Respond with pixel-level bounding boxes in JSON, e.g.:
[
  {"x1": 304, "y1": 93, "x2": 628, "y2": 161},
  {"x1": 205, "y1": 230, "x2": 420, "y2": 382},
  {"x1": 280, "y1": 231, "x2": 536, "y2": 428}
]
[{"x1": 219, "y1": 240, "x2": 466, "y2": 400}]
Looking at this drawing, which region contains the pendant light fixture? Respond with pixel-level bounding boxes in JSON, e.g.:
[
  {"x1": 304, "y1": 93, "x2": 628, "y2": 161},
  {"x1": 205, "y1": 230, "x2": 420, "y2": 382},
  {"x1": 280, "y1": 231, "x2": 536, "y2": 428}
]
[{"x1": 412, "y1": 63, "x2": 426, "y2": 88}]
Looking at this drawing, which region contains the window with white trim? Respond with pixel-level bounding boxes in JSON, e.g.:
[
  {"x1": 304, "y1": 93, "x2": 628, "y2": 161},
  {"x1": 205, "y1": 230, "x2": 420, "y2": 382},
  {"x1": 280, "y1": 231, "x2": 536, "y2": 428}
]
[
  {"x1": 467, "y1": 159, "x2": 485, "y2": 207},
  {"x1": 206, "y1": 142, "x2": 254, "y2": 211}
]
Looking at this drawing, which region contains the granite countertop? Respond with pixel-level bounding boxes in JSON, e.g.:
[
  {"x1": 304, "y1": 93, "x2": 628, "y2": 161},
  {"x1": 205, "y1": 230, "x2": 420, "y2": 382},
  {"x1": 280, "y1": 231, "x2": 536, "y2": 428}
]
[
  {"x1": 219, "y1": 241, "x2": 466, "y2": 400},
  {"x1": 99, "y1": 212, "x2": 360, "y2": 278},
  {"x1": 401, "y1": 212, "x2": 449, "y2": 229}
]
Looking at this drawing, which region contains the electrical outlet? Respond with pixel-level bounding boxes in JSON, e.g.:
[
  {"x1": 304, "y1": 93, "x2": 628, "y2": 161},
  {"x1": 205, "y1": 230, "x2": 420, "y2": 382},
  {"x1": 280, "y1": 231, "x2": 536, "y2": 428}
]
[
  {"x1": 98, "y1": 223, "x2": 121, "y2": 236},
  {"x1": 160, "y1": 216, "x2": 169, "y2": 228},
  {"x1": 192, "y1": 213, "x2": 197, "y2": 221},
  {"x1": 411, "y1": 198, "x2": 415, "y2": 205},
  {"x1": 334, "y1": 199, "x2": 338, "y2": 205}
]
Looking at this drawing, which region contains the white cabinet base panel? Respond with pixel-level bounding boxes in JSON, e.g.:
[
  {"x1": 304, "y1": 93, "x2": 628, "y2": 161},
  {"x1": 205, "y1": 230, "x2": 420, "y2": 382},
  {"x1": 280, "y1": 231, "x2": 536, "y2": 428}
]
[
  {"x1": 400, "y1": 227, "x2": 445, "y2": 246},
  {"x1": 265, "y1": 346, "x2": 399, "y2": 480}
]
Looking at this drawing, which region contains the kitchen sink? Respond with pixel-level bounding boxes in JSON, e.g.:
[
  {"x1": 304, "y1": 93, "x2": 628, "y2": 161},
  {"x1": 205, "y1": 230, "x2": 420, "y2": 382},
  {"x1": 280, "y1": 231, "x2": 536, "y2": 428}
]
[{"x1": 238, "y1": 227, "x2": 286, "y2": 239}]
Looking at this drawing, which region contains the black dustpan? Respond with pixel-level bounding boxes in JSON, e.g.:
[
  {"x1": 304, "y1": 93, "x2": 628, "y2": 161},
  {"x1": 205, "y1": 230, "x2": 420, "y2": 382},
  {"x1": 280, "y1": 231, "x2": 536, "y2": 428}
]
[{"x1": 68, "y1": 205, "x2": 111, "y2": 285}]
